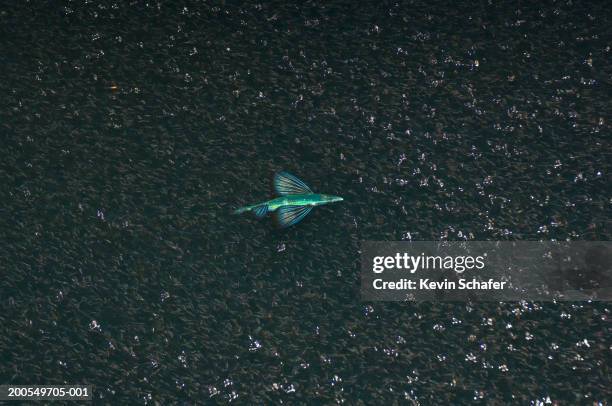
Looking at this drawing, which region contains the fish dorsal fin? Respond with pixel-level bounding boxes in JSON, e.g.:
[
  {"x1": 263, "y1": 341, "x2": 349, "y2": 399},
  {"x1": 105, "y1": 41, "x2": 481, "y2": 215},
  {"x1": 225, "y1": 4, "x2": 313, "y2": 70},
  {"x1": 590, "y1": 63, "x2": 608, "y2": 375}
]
[
  {"x1": 276, "y1": 205, "x2": 313, "y2": 228},
  {"x1": 274, "y1": 171, "x2": 312, "y2": 195}
]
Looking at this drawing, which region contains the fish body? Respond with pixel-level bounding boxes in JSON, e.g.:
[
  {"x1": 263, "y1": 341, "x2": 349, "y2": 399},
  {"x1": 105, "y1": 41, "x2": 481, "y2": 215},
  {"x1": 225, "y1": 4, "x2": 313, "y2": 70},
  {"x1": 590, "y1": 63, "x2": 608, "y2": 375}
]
[
  {"x1": 235, "y1": 194, "x2": 342, "y2": 213},
  {"x1": 234, "y1": 172, "x2": 343, "y2": 227}
]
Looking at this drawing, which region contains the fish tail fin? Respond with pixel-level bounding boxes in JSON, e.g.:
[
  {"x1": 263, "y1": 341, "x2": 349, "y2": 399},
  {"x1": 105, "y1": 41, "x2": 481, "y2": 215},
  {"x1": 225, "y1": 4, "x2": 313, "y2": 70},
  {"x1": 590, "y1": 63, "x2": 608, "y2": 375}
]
[
  {"x1": 234, "y1": 204, "x2": 269, "y2": 218},
  {"x1": 233, "y1": 206, "x2": 251, "y2": 215}
]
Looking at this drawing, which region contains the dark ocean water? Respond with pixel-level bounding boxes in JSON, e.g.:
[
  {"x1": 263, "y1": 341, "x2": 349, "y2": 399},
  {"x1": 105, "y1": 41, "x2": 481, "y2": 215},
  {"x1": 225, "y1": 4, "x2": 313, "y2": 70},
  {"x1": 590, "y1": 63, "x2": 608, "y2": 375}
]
[{"x1": 1, "y1": 1, "x2": 610, "y2": 404}]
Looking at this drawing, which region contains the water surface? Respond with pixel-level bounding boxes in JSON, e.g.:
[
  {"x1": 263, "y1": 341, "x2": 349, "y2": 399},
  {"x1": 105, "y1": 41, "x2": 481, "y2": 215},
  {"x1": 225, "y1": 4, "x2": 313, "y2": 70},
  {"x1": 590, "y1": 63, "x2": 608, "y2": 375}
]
[{"x1": 1, "y1": 1, "x2": 610, "y2": 403}]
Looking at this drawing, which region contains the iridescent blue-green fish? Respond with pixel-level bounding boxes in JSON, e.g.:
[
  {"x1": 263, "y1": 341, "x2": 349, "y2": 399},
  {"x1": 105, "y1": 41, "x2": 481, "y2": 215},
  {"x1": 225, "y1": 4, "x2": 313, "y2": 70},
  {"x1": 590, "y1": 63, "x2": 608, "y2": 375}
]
[{"x1": 233, "y1": 171, "x2": 343, "y2": 227}]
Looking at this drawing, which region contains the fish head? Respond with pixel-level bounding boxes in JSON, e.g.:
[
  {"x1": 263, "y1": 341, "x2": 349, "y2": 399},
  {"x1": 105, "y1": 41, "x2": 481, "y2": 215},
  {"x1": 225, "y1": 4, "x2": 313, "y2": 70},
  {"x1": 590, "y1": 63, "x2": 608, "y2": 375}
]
[{"x1": 321, "y1": 194, "x2": 344, "y2": 204}]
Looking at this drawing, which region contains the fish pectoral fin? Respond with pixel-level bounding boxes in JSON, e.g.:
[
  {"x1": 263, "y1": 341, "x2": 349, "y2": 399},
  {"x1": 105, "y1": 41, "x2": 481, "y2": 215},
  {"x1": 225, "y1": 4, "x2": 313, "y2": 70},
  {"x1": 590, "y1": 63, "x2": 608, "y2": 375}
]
[
  {"x1": 276, "y1": 205, "x2": 313, "y2": 228},
  {"x1": 274, "y1": 171, "x2": 313, "y2": 195},
  {"x1": 253, "y1": 205, "x2": 268, "y2": 218}
]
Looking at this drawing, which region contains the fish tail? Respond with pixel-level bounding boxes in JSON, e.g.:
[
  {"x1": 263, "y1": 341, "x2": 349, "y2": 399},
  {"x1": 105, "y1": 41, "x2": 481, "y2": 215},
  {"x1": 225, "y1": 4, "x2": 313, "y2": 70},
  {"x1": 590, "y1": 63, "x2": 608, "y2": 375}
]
[
  {"x1": 234, "y1": 203, "x2": 269, "y2": 218},
  {"x1": 233, "y1": 206, "x2": 251, "y2": 215}
]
